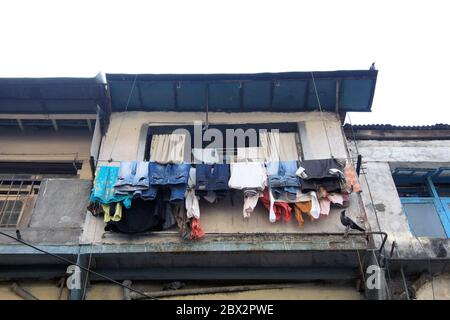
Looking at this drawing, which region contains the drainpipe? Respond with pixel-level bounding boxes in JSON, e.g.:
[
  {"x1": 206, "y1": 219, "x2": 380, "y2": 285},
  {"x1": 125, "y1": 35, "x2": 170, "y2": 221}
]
[
  {"x1": 68, "y1": 252, "x2": 89, "y2": 300},
  {"x1": 365, "y1": 249, "x2": 389, "y2": 300}
]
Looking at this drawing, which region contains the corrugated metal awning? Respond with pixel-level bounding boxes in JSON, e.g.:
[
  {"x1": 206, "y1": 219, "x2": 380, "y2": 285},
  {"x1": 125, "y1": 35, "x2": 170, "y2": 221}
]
[
  {"x1": 106, "y1": 70, "x2": 378, "y2": 113},
  {"x1": 0, "y1": 76, "x2": 106, "y2": 114}
]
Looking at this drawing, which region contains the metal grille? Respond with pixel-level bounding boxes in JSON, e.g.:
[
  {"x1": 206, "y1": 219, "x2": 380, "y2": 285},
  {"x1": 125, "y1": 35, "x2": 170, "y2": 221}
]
[{"x1": 0, "y1": 177, "x2": 41, "y2": 228}]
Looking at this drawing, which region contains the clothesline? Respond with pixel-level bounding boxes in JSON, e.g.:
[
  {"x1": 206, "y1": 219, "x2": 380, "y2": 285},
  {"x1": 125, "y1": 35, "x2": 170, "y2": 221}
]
[{"x1": 88, "y1": 157, "x2": 362, "y2": 239}]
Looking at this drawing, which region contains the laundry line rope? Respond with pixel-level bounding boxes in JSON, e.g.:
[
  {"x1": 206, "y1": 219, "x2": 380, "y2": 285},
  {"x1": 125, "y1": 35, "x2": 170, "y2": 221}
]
[{"x1": 310, "y1": 72, "x2": 334, "y2": 159}]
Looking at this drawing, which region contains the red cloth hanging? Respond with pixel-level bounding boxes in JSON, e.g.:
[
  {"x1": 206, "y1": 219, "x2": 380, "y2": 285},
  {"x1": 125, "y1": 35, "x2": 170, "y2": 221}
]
[
  {"x1": 260, "y1": 189, "x2": 292, "y2": 222},
  {"x1": 191, "y1": 218, "x2": 205, "y2": 239}
]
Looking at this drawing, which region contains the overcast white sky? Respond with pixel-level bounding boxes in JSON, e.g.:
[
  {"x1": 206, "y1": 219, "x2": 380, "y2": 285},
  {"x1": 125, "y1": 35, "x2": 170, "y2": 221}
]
[{"x1": 0, "y1": 0, "x2": 449, "y2": 125}]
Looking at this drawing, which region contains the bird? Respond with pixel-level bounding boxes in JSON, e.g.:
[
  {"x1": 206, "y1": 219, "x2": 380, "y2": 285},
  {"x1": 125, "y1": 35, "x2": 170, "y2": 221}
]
[
  {"x1": 340, "y1": 210, "x2": 365, "y2": 237},
  {"x1": 15, "y1": 230, "x2": 22, "y2": 241},
  {"x1": 436, "y1": 242, "x2": 447, "y2": 258},
  {"x1": 370, "y1": 62, "x2": 376, "y2": 70}
]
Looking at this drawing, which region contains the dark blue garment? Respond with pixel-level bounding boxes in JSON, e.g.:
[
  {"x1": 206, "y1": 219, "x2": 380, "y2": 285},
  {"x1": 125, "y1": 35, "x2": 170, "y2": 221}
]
[
  {"x1": 299, "y1": 158, "x2": 344, "y2": 193},
  {"x1": 140, "y1": 162, "x2": 190, "y2": 202},
  {"x1": 195, "y1": 164, "x2": 230, "y2": 191},
  {"x1": 141, "y1": 183, "x2": 187, "y2": 202}
]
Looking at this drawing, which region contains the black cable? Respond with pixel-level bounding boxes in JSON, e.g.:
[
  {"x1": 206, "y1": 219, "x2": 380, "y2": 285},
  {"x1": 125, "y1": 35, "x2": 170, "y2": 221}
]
[{"x1": 0, "y1": 231, "x2": 155, "y2": 300}]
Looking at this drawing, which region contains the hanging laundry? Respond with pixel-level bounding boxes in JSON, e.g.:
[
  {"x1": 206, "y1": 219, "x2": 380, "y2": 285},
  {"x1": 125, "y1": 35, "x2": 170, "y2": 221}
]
[
  {"x1": 202, "y1": 191, "x2": 218, "y2": 203},
  {"x1": 228, "y1": 162, "x2": 267, "y2": 190},
  {"x1": 90, "y1": 166, "x2": 132, "y2": 208},
  {"x1": 228, "y1": 156, "x2": 267, "y2": 218},
  {"x1": 309, "y1": 191, "x2": 321, "y2": 219},
  {"x1": 319, "y1": 198, "x2": 332, "y2": 216},
  {"x1": 105, "y1": 198, "x2": 163, "y2": 233},
  {"x1": 298, "y1": 158, "x2": 345, "y2": 193},
  {"x1": 269, "y1": 189, "x2": 312, "y2": 203},
  {"x1": 293, "y1": 201, "x2": 314, "y2": 227},
  {"x1": 141, "y1": 162, "x2": 191, "y2": 203},
  {"x1": 105, "y1": 190, "x2": 174, "y2": 234},
  {"x1": 102, "y1": 202, "x2": 123, "y2": 222},
  {"x1": 342, "y1": 193, "x2": 350, "y2": 207},
  {"x1": 344, "y1": 159, "x2": 362, "y2": 193},
  {"x1": 318, "y1": 188, "x2": 345, "y2": 216},
  {"x1": 185, "y1": 167, "x2": 200, "y2": 219},
  {"x1": 114, "y1": 161, "x2": 137, "y2": 189},
  {"x1": 149, "y1": 133, "x2": 187, "y2": 164},
  {"x1": 260, "y1": 189, "x2": 292, "y2": 223},
  {"x1": 114, "y1": 161, "x2": 149, "y2": 196},
  {"x1": 243, "y1": 189, "x2": 262, "y2": 218},
  {"x1": 162, "y1": 202, "x2": 177, "y2": 230},
  {"x1": 266, "y1": 160, "x2": 301, "y2": 200},
  {"x1": 173, "y1": 202, "x2": 192, "y2": 240},
  {"x1": 195, "y1": 164, "x2": 230, "y2": 200},
  {"x1": 87, "y1": 202, "x2": 103, "y2": 217},
  {"x1": 191, "y1": 218, "x2": 205, "y2": 240}
]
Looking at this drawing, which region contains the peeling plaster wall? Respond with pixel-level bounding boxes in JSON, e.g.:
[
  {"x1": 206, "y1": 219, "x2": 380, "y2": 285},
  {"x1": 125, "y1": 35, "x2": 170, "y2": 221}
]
[{"x1": 348, "y1": 139, "x2": 450, "y2": 259}]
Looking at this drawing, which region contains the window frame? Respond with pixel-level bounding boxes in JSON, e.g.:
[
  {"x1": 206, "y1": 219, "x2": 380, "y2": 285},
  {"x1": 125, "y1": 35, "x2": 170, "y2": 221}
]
[
  {"x1": 0, "y1": 177, "x2": 41, "y2": 228},
  {"x1": 144, "y1": 122, "x2": 303, "y2": 162},
  {"x1": 0, "y1": 162, "x2": 81, "y2": 229},
  {"x1": 396, "y1": 172, "x2": 450, "y2": 238}
]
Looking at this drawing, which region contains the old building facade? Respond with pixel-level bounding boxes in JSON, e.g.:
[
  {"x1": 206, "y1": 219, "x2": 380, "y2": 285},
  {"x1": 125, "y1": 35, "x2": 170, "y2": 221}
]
[{"x1": 1, "y1": 70, "x2": 448, "y2": 300}]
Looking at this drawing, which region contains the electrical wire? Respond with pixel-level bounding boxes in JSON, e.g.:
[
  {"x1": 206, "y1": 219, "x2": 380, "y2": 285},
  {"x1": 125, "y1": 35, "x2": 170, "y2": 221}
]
[
  {"x1": 107, "y1": 74, "x2": 138, "y2": 161},
  {"x1": 311, "y1": 76, "x2": 392, "y2": 298},
  {"x1": 310, "y1": 72, "x2": 333, "y2": 158},
  {"x1": 0, "y1": 230, "x2": 155, "y2": 300}
]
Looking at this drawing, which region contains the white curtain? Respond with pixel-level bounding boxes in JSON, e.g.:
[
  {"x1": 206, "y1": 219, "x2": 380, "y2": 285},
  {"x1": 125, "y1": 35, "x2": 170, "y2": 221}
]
[
  {"x1": 259, "y1": 132, "x2": 300, "y2": 162},
  {"x1": 149, "y1": 134, "x2": 186, "y2": 164},
  {"x1": 236, "y1": 147, "x2": 265, "y2": 162}
]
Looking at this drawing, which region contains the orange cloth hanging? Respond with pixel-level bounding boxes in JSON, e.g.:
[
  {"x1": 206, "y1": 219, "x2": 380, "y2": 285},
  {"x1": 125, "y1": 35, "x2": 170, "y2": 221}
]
[
  {"x1": 344, "y1": 159, "x2": 362, "y2": 193},
  {"x1": 293, "y1": 201, "x2": 313, "y2": 226}
]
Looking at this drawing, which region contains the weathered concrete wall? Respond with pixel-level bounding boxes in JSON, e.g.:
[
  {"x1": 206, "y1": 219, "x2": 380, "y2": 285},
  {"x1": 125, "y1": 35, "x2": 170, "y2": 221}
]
[
  {"x1": 98, "y1": 111, "x2": 348, "y2": 162},
  {"x1": 348, "y1": 140, "x2": 450, "y2": 163},
  {"x1": 30, "y1": 179, "x2": 91, "y2": 229},
  {"x1": 0, "y1": 128, "x2": 94, "y2": 179},
  {"x1": 0, "y1": 179, "x2": 91, "y2": 245},
  {"x1": 299, "y1": 120, "x2": 348, "y2": 160},
  {"x1": 348, "y1": 139, "x2": 450, "y2": 259},
  {"x1": 0, "y1": 128, "x2": 92, "y2": 161}
]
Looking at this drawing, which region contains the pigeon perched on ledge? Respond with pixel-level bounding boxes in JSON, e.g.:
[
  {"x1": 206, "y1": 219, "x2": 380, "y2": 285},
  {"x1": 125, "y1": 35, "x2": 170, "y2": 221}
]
[{"x1": 370, "y1": 62, "x2": 376, "y2": 70}]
